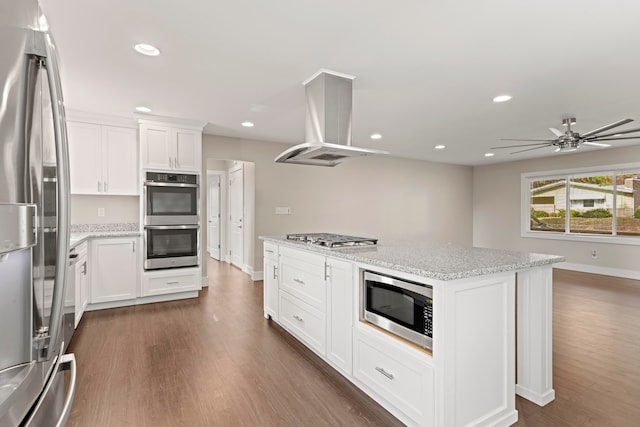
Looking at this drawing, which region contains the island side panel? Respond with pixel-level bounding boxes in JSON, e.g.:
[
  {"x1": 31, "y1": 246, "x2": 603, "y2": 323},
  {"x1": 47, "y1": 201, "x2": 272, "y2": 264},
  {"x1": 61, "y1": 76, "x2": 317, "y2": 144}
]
[
  {"x1": 516, "y1": 266, "x2": 555, "y2": 406},
  {"x1": 440, "y1": 272, "x2": 517, "y2": 427}
]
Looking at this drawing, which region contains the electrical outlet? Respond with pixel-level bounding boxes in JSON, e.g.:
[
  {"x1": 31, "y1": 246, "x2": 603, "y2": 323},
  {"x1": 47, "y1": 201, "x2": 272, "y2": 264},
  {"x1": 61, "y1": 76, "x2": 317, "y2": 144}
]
[
  {"x1": 591, "y1": 250, "x2": 597, "y2": 259},
  {"x1": 98, "y1": 208, "x2": 105, "y2": 217}
]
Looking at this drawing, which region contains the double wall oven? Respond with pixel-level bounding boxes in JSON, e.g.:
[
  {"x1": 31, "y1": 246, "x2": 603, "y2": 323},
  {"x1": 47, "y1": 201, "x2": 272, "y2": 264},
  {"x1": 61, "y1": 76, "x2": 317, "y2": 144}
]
[{"x1": 143, "y1": 172, "x2": 199, "y2": 270}]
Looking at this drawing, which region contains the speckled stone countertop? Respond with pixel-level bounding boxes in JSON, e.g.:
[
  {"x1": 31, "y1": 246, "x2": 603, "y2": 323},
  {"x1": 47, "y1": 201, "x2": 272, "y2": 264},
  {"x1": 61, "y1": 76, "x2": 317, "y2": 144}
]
[
  {"x1": 70, "y1": 223, "x2": 140, "y2": 248},
  {"x1": 260, "y1": 236, "x2": 565, "y2": 281}
]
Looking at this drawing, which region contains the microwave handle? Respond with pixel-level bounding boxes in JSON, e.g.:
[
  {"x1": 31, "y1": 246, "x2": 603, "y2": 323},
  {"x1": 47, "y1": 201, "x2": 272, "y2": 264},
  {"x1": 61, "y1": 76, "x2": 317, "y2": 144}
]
[{"x1": 143, "y1": 181, "x2": 198, "y2": 188}]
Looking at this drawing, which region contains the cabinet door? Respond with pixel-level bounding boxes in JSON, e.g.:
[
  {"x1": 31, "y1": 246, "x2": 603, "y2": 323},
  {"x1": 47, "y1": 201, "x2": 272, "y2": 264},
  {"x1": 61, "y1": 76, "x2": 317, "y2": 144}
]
[
  {"x1": 141, "y1": 124, "x2": 172, "y2": 169},
  {"x1": 264, "y1": 256, "x2": 279, "y2": 319},
  {"x1": 102, "y1": 126, "x2": 138, "y2": 195},
  {"x1": 173, "y1": 128, "x2": 201, "y2": 172},
  {"x1": 74, "y1": 254, "x2": 88, "y2": 327},
  {"x1": 326, "y1": 257, "x2": 354, "y2": 375},
  {"x1": 67, "y1": 121, "x2": 102, "y2": 194},
  {"x1": 91, "y1": 238, "x2": 138, "y2": 303}
]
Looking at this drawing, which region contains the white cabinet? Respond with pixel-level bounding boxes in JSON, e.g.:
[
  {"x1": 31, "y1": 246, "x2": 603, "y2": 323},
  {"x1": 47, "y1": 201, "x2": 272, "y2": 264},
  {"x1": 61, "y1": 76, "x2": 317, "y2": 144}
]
[
  {"x1": 90, "y1": 237, "x2": 138, "y2": 304},
  {"x1": 74, "y1": 242, "x2": 89, "y2": 327},
  {"x1": 263, "y1": 242, "x2": 279, "y2": 319},
  {"x1": 326, "y1": 257, "x2": 353, "y2": 376},
  {"x1": 67, "y1": 121, "x2": 138, "y2": 195},
  {"x1": 141, "y1": 268, "x2": 201, "y2": 297},
  {"x1": 140, "y1": 122, "x2": 202, "y2": 172},
  {"x1": 353, "y1": 325, "x2": 435, "y2": 426}
]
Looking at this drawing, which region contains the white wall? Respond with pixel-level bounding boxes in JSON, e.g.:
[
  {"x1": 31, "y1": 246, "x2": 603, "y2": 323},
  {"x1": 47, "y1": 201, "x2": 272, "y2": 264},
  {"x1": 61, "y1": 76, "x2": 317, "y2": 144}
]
[
  {"x1": 70, "y1": 195, "x2": 139, "y2": 224},
  {"x1": 473, "y1": 145, "x2": 640, "y2": 277},
  {"x1": 201, "y1": 134, "x2": 474, "y2": 278}
]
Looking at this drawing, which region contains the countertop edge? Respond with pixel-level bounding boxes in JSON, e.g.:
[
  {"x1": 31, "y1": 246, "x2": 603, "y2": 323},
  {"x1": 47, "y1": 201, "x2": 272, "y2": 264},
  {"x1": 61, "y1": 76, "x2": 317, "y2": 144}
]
[{"x1": 70, "y1": 231, "x2": 141, "y2": 248}]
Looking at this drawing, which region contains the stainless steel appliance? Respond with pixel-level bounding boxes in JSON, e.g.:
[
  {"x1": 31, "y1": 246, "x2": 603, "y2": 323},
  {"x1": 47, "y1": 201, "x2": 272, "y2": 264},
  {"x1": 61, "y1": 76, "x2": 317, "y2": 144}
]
[
  {"x1": 144, "y1": 225, "x2": 199, "y2": 270},
  {"x1": 0, "y1": 1, "x2": 77, "y2": 425},
  {"x1": 361, "y1": 271, "x2": 433, "y2": 350},
  {"x1": 285, "y1": 233, "x2": 378, "y2": 248},
  {"x1": 144, "y1": 172, "x2": 199, "y2": 225}
]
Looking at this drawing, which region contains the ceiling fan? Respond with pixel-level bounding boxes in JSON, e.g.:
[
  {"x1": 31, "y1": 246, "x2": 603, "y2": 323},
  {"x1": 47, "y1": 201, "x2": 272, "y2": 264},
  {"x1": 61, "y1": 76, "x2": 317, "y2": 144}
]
[{"x1": 492, "y1": 117, "x2": 640, "y2": 154}]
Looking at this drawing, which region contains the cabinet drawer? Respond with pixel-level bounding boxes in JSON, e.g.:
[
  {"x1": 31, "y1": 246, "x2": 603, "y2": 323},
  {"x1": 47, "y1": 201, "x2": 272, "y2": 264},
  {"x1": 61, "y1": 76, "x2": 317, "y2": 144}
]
[
  {"x1": 279, "y1": 291, "x2": 326, "y2": 355},
  {"x1": 353, "y1": 327, "x2": 434, "y2": 425},
  {"x1": 264, "y1": 242, "x2": 278, "y2": 261},
  {"x1": 279, "y1": 251, "x2": 325, "y2": 310},
  {"x1": 142, "y1": 269, "x2": 200, "y2": 297}
]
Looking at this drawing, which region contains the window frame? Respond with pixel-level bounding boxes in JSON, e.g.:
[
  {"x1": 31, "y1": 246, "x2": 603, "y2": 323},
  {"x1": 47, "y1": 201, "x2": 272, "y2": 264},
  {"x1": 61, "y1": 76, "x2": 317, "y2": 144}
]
[{"x1": 521, "y1": 162, "x2": 640, "y2": 245}]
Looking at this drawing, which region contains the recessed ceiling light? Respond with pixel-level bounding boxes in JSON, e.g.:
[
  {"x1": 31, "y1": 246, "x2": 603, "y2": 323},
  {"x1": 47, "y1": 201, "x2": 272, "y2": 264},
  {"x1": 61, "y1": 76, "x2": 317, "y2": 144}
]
[
  {"x1": 435, "y1": 145, "x2": 446, "y2": 150},
  {"x1": 241, "y1": 121, "x2": 254, "y2": 128},
  {"x1": 370, "y1": 133, "x2": 382, "y2": 140},
  {"x1": 484, "y1": 152, "x2": 495, "y2": 157},
  {"x1": 135, "y1": 106, "x2": 152, "y2": 113},
  {"x1": 133, "y1": 43, "x2": 160, "y2": 56},
  {"x1": 493, "y1": 95, "x2": 512, "y2": 103}
]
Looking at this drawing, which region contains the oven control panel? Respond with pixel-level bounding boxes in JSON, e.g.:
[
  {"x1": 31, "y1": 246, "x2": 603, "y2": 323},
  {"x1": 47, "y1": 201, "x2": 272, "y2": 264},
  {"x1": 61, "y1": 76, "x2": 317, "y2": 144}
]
[{"x1": 146, "y1": 171, "x2": 198, "y2": 184}]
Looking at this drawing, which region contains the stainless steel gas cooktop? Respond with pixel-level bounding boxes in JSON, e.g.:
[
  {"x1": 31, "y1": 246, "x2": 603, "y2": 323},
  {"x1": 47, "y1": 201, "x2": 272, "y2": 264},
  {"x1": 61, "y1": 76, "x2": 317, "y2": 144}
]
[{"x1": 285, "y1": 233, "x2": 378, "y2": 248}]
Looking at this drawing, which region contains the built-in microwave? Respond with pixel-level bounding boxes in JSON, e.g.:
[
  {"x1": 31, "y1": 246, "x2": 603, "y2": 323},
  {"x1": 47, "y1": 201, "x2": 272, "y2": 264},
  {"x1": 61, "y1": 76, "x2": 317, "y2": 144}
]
[
  {"x1": 144, "y1": 225, "x2": 199, "y2": 270},
  {"x1": 361, "y1": 271, "x2": 433, "y2": 350},
  {"x1": 144, "y1": 172, "x2": 199, "y2": 225}
]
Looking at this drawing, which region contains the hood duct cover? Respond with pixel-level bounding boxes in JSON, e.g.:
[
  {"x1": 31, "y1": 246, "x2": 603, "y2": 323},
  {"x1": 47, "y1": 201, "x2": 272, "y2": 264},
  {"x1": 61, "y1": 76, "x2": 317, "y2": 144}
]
[{"x1": 275, "y1": 70, "x2": 388, "y2": 166}]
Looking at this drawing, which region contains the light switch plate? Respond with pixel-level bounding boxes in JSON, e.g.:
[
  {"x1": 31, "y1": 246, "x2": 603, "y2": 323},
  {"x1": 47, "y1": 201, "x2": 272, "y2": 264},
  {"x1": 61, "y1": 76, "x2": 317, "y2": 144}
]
[{"x1": 275, "y1": 207, "x2": 291, "y2": 215}]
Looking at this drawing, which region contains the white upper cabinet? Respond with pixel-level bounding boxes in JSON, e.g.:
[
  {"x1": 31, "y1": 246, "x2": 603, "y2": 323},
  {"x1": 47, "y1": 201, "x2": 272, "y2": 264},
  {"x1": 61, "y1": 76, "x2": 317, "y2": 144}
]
[
  {"x1": 140, "y1": 121, "x2": 202, "y2": 172},
  {"x1": 67, "y1": 121, "x2": 138, "y2": 195}
]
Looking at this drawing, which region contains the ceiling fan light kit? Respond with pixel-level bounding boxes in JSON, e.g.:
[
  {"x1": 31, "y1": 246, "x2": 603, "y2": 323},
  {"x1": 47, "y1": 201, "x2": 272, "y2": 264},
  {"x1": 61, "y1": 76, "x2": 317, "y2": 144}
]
[{"x1": 492, "y1": 117, "x2": 640, "y2": 155}]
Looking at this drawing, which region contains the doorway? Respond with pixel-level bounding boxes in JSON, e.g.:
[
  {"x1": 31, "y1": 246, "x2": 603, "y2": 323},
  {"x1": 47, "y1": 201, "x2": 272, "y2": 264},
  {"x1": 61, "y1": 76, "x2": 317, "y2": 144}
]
[{"x1": 204, "y1": 159, "x2": 255, "y2": 278}]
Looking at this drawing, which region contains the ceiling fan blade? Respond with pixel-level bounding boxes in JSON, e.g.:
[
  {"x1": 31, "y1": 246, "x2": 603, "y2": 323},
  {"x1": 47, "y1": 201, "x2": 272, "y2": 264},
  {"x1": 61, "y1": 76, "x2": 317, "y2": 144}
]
[
  {"x1": 581, "y1": 118, "x2": 634, "y2": 138},
  {"x1": 585, "y1": 136, "x2": 640, "y2": 141},
  {"x1": 585, "y1": 126, "x2": 640, "y2": 139},
  {"x1": 582, "y1": 141, "x2": 612, "y2": 147},
  {"x1": 510, "y1": 144, "x2": 553, "y2": 154},
  {"x1": 491, "y1": 142, "x2": 553, "y2": 149},
  {"x1": 549, "y1": 127, "x2": 563, "y2": 137},
  {"x1": 500, "y1": 138, "x2": 554, "y2": 142}
]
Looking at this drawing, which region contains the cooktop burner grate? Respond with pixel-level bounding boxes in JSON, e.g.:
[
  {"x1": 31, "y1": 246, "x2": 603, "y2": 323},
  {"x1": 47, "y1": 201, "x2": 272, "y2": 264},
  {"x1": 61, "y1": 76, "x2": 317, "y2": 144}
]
[{"x1": 285, "y1": 233, "x2": 378, "y2": 248}]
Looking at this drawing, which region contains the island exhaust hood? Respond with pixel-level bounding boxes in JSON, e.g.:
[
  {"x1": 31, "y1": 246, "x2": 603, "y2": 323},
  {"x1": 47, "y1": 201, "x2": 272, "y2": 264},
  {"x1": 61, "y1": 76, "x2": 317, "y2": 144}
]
[{"x1": 275, "y1": 70, "x2": 388, "y2": 166}]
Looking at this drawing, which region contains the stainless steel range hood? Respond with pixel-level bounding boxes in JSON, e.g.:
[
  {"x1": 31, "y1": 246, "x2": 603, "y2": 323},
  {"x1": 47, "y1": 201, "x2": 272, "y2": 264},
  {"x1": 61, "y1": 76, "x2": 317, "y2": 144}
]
[{"x1": 275, "y1": 70, "x2": 388, "y2": 166}]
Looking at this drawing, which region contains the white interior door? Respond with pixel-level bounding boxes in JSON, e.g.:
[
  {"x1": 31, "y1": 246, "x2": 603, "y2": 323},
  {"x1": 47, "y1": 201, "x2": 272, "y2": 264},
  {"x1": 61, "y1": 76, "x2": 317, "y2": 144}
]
[
  {"x1": 207, "y1": 174, "x2": 221, "y2": 260},
  {"x1": 229, "y1": 166, "x2": 244, "y2": 268}
]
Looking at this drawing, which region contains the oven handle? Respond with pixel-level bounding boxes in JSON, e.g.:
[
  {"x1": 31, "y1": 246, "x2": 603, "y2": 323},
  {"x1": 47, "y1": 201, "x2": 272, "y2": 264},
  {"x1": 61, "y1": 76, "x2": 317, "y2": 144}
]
[
  {"x1": 144, "y1": 181, "x2": 199, "y2": 188},
  {"x1": 364, "y1": 271, "x2": 433, "y2": 298},
  {"x1": 144, "y1": 225, "x2": 199, "y2": 230}
]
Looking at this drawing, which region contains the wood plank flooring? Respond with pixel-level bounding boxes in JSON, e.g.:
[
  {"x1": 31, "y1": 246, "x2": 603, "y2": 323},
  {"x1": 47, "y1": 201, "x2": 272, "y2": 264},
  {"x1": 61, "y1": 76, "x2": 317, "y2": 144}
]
[{"x1": 66, "y1": 261, "x2": 640, "y2": 426}]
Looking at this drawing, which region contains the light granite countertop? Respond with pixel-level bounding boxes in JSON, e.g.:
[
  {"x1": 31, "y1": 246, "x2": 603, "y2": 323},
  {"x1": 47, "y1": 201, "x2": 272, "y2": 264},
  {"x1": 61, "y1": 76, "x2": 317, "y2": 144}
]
[
  {"x1": 260, "y1": 236, "x2": 565, "y2": 281},
  {"x1": 70, "y1": 231, "x2": 141, "y2": 248}
]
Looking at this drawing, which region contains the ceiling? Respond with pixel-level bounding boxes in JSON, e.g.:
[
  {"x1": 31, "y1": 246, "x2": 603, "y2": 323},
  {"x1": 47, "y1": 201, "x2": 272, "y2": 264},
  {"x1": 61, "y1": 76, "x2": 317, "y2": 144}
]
[{"x1": 39, "y1": 0, "x2": 640, "y2": 166}]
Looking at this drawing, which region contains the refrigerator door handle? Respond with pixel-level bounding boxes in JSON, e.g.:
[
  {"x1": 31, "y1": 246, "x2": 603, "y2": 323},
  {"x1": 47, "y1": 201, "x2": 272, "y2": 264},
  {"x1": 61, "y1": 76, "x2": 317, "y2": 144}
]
[
  {"x1": 55, "y1": 353, "x2": 77, "y2": 427},
  {"x1": 23, "y1": 350, "x2": 77, "y2": 427},
  {"x1": 34, "y1": 30, "x2": 71, "y2": 362}
]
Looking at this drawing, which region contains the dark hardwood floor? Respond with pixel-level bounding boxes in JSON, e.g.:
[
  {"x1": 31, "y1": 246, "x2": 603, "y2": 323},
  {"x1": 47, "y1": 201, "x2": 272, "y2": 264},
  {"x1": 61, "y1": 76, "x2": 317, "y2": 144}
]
[{"x1": 67, "y1": 261, "x2": 640, "y2": 426}]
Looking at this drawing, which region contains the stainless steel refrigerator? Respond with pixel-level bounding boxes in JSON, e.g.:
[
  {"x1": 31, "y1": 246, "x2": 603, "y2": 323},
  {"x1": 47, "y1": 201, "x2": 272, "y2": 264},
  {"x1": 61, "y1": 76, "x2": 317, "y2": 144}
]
[{"x1": 0, "y1": 0, "x2": 76, "y2": 425}]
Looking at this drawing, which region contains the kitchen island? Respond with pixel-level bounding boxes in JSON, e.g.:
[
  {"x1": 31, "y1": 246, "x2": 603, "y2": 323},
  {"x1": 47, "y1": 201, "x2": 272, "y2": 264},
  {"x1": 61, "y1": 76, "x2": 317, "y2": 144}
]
[{"x1": 261, "y1": 236, "x2": 564, "y2": 427}]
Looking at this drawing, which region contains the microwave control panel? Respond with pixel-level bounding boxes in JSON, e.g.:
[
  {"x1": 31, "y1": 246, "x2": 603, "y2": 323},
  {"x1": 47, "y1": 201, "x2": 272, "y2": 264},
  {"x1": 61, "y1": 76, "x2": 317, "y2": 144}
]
[{"x1": 424, "y1": 299, "x2": 433, "y2": 338}]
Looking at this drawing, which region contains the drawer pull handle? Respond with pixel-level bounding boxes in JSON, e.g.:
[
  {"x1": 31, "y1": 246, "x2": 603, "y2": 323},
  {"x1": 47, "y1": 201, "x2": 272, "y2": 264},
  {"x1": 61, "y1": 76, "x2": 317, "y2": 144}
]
[
  {"x1": 265, "y1": 249, "x2": 274, "y2": 254},
  {"x1": 375, "y1": 367, "x2": 394, "y2": 380},
  {"x1": 293, "y1": 278, "x2": 305, "y2": 285},
  {"x1": 293, "y1": 315, "x2": 304, "y2": 322},
  {"x1": 167, "y1": 281, "x2": 179, "y2": 285}
]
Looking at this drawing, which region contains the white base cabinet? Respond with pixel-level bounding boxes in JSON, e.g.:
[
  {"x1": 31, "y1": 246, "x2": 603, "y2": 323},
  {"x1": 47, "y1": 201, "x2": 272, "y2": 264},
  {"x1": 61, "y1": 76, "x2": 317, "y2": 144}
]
[
  {"x1": 90, "y1": 237, "x2": 138, "y2": 304},
  {"x1": 263, "y1": 242, "x2": 279, "y2": 319},
  {"x1": 74, "y1": 242, "x2": 89, "y2": 327},
  {"x1": 141, "y1": 267, "x2": 201, "y2": 297}
]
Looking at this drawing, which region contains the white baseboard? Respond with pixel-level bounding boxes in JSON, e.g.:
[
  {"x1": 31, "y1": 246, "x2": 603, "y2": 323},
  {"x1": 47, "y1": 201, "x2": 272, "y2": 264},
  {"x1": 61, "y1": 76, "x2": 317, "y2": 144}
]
[
  {"x1": 201, "y1": 276, "x2": 208, "y2": 287},
  {"x1": 241, "y1": 264, "x2": 263, "y2": 281},
  {"x1": 252, "y1": 270, "x2": 264, "y2": 281},
  {"x1": 554, "y1": 262, "x2": 640, "y2": 281}
]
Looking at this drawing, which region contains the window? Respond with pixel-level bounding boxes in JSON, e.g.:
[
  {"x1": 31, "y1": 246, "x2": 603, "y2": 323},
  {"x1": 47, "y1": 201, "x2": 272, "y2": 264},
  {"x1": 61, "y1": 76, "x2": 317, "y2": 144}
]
[{"x1": 522, "y1": 164, "x2": 640, "y2": 244}]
